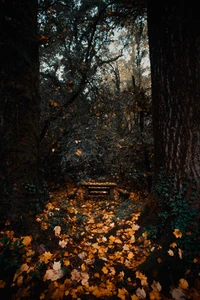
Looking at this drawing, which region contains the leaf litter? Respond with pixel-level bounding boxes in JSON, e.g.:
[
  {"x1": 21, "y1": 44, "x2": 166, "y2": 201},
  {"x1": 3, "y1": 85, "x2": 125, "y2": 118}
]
[{"x1": 0, "y1": 185, "x2": 199, "y2": 299}]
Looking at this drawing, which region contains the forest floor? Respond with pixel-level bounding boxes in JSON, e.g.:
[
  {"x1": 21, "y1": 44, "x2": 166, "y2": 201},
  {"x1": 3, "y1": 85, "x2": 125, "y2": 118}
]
[{"x1": 0, "y1": 184, "x2": 200, "y2": 300}]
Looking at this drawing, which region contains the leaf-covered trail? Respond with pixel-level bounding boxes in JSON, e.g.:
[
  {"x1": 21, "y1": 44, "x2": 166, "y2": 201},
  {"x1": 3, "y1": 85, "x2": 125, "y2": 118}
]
[
  {"x1": 37, "y1": 186, "x2": 151, "y2": 299},
  {"x1": 1, "y1": 186, "x2": 198, "y2": 299}
]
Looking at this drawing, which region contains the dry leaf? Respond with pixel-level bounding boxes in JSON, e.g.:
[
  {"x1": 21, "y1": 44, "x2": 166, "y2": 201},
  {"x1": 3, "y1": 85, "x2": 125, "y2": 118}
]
[
  {"x1": 168, "y1": 249, "x2": 174, "y2": 256},
  {"x1": 179, "y1": 278, "x2": 189, "y2": 290},
  {"x1": 131, "y1": 295, "x2": 139, "y2": 300},
  {"x1": 53, "y1": 261, "x2": 61, "y2": 271},
  {"x1": 59, "y1": 239, "x2": 68, "y2": 248},
  {"x1": 136, "y1": 287, "x2": 146, "y2": 299},
  {"x1": 178, "y1": 248, "x2": 183, "y2": 259},
  {"x1": 40, "y1": 251, "x2": 53, "y2": 264},
  {"x1": 171, "y1": 288, "x2": 185, "y2": 299},
  {"x1": 173, "y1": 229, "x2": 182, "y2": 238},
  {"x1": 118, "y1": 287, "x2": 128, "y2": 300},
  {"x1": 22, "y1": 236, "x2": 32, "y2": 246},
  {"x1": 151, "y1": 280, "x2": 162, "y2": 292},
  {"x1": 149, "y1": 290, "x2": 161, "y2": 299},
  {"x1": 53, "y1": 226, "x2": 61, "y2": 236}
]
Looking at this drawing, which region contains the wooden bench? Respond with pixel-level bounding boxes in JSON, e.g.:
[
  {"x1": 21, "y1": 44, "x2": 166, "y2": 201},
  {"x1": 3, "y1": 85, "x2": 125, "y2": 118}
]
[{"x1": 81, "y1": 182, "x2": 117, "y2": 200}]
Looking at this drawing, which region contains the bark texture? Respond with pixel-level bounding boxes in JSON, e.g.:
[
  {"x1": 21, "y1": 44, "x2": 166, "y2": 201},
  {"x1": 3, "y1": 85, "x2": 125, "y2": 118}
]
[
  {"x1": 147, "y1": 1, "x2": 200, "y2": 199},
  {"x1": 0, "y1": 1, "x2": 41, "y2": 229}
]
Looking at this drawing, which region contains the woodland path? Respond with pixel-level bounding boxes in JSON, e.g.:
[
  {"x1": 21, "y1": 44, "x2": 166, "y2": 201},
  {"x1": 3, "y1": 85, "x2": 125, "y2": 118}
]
[{"x1": 1, "y1": 185, "x2": 198, "y2": 299}]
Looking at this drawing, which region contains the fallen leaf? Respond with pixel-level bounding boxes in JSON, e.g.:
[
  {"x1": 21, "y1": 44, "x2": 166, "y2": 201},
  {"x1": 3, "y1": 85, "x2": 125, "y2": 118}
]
[
  {"x1": 179, "y1": 278, "x2": 189, "y2": 290},
  {"x1": 118, "y1": 287, "x2": 128, "y2": 300},
  {"x1": 131, "y1": 295, "x2": 139, "y2": 300},
  {"x1": 136, "y1": 287, "x2": 146, "y2": 299},
  {"x1": 149, "y1": 290, "x2": 161, "y2": 300},
  {"x1": 53, "y1": 261, "x2": 62, "y2": 271},
  {"x1": 171, "y1": 288, "x2": 185, "y2": 300},
  {"x1": 127, "y1": 251, "x2": 134, "y2": 259},
  {"x1": 59, "y1": 239, "x2": 68, "y2": 248},
  {"x1": 53, "y1": 226, "x2": 61, "y2": 236},
  {"x1": 173, "y1": 229, "x2": 182, "y2": 238},
  {"x1": 40, "y1": 251, "x2": 53, "y2": 264},
  {"x1": 178, "y1": 248, "x2": 183, "y2": 259},
  {"x1": 102, "y1": 266, "x2": 109, "y2": 274},
  {"x1": 43, "y1": 269, "x2": 64, "y2": 281},
  {"x1": 168, "y1": 249, "x2": 174, "y2": 256},
  {"x1": 151, "y1": 280, "x2": 162, "y2": 292},
  {"x1": 22, "y1": 236, "x2": 32, "y2": 246}
]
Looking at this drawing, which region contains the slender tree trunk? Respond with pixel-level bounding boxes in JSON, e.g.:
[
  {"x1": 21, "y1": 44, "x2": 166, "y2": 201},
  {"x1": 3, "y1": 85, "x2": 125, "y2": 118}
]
[
  {"x1": 0, "y1": 1, "x2": 42, "y2": 232},
  {"x1": 148, "y1": 1, "x2": 200, "y2": 201}
]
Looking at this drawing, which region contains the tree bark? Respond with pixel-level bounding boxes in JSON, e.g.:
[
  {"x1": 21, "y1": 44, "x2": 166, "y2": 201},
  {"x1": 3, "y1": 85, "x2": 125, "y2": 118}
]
[
  {"x1": 148, "y1": 1, "x2": 200, "y2": 200},
  {"x1": 0, "y1": 1, "x2": 42, "y2": 232},
  {"x1": 138, "y1": 1, "x2": 200, "y2": 290}
]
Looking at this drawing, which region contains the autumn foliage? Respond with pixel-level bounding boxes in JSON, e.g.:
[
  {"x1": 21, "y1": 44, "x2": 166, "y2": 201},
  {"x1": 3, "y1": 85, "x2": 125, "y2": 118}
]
[{"x1": 0, "y1": 186, "x2": 199, "y2": 299}]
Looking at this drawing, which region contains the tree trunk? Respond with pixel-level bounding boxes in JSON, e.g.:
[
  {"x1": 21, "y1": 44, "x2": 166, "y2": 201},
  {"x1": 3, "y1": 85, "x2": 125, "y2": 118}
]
[
  {"x1": 148, "y1": 1, "x2": 200, "y2": 200},
  {"x1": 0, "y1": 1, "x2": 42, "y2": 232},
  {"x1": 138, "y1": 1, "x2": 200, "y2": 291}
]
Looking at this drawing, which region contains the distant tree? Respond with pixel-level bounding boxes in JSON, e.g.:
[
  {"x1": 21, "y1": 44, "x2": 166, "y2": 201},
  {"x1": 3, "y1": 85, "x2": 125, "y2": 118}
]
[{"x1": 0, "y1": 1, "x2": 42, "y2": 232}]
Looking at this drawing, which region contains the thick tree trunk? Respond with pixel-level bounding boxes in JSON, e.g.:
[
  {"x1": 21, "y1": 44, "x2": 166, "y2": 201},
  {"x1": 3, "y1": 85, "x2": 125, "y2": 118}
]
[
  {"x1": 138, "y1": 1, "x2": 200, "y2": 291},
  {"x1": 0, "y1": 1, "x2": 42, "y2": 231},
  {"x1": 148, "y1": 1, "x2": 200, "y2": 200}
]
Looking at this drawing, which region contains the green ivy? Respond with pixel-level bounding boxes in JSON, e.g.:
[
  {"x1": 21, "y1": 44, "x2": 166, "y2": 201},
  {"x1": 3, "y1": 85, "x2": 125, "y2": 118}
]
[{"x1": 146, "y1": 169, "x2": 200, "y2": 267}]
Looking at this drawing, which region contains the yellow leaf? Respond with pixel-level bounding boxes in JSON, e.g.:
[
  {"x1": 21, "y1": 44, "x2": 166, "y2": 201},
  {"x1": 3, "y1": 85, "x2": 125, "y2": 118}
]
[
  {"x1": 149, "y1": 290, "x2": 161, "y2": 300},
  {"x1": 118, "y1": 287, "x2": 128, "y2": 300},
  {"x1": 22, "y1": 236, "x2": 32, "y2": 246},
  {"x1": 131, "y1": 295, "x2": 139, "y2": 300},
  {"x1": 193, "y1": 258, "x2": 198, "y2": 263},
  {"x1": 81, "y1": 263, "x2": 86, "y2": 271},
  {"x1": 39, "y1": 251, "x2": 53, "y2": 264},
  {"x1": 64, "y1": 259, "x2": 70, "y2": 267},
  {"x1": 136, "y1": 271, "x2": 148, "y2": 286},
  {"x1": 142, "y1": 231, "x2": 148, "y2": 238},
  {"x1": 170, "y1": 242, "x2": 177, "y2": 248},
  {"x1": 157, "y1": 257, "x2": 162, "y2": 263},
  {"x1": 127, "y1": 251, "x2": 134, "y2": 260},
  {"x1": 173, "y1": 229, "x2": 182, "y2": 238},
  {"x1": 114, "y1": 237, "x2": 122, "y2": 244},
  {"x1": 179, "y1": 278, "x2": 189, "y2": 290},
  {"x1": 102, "y1": 266, "x2": 109, "y2": 274}
]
